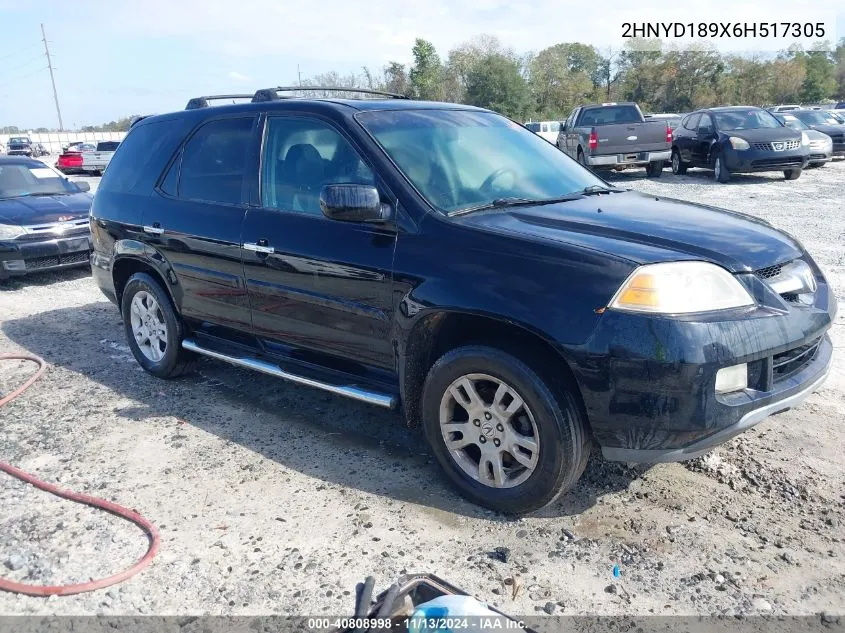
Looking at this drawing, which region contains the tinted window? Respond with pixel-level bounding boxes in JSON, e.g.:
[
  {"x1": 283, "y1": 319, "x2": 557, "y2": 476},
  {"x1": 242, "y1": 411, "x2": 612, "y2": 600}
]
[
  {"x1": 525, "y1": 122, "x2": 540, "y2": 132},
  {"x1": 792, "y1": 110, "x2": 840, "y2": 126},
  {"x1": 260, "y1": 117, "x2": 375, "y2": 216},
  {"x1": 712, "y1": 109, "x2": 782, "y2": 130},
  {"x1": 178, "y1": 117, "x2": 255, "y2": 205},
  {"x1": 98, "y1": 118, "x2": 187, "y2": 194},
  {"x1": 578, "y1": 105, "x2": 641, "y2": 126},
  {"x1": 357, "y1": 109, "x2": 606, "y2": 214},
  {"x1": 682, "y1": 113, "x2": 700, "y2": 130},
  {"x1": 96, "y1": 141, "x2": 120, "y2": 151}
]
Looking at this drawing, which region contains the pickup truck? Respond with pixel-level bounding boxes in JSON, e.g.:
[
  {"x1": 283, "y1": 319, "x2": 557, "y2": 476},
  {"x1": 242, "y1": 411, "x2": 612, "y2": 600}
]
[
  {"x1": 81, "y1": 141, "x2": 121, "y2": 175},
  {"x1": 6, "y1": 136, "x2": 37, "y2": 157},
  {"x1": 556, "y1": 102, "x2": 672, "y2": 177}
]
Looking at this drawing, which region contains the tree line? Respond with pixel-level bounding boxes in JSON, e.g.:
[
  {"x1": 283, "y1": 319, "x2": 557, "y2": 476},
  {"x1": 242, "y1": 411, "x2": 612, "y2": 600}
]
[
  {"x1": 2, "y1": 116, "x2": 139, "y2": 134},
  {"x1": 306, "y1": 35, "x2": 845, "y2": 121}
]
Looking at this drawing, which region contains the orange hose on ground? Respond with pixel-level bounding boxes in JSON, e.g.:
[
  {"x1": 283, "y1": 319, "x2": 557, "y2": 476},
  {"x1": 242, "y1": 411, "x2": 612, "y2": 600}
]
[{"x1": 0, "y1": 352, "x2": 160, "y2": 596}]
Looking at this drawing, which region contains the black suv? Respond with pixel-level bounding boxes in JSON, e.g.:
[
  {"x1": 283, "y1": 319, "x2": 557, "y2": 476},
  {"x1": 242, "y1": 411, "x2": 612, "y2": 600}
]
[
  {"x1": 90, "y1": 88, "x2": 834, "y2": 514},
  {"x1": 671, "y1": 107, "x2": 809, "y2": 182}
]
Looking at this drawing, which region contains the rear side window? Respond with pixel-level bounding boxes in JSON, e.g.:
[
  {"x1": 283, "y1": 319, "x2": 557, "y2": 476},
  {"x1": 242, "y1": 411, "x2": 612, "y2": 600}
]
[
  {"x1": 98, "y1": 118, "x2": 186, "y2": 194},
  {"x1": 178, "y1": 117, "x2": 255, "y2": 205}
]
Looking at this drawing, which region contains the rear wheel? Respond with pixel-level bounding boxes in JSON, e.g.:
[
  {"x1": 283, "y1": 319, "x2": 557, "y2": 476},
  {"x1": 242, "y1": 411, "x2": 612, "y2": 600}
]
[
  {"x1": 421, "y1": 345, "x2": 590, "y2": 515},
  {"x1": 784, "y1": 168, "x2": 802, "y2": 180},
  {"x1": 671, "y1": 148, "x2": 688, "y2": 175},
  {"x1": 713, "y1": 153, "x2": 731, "y2": 183},
  {"x1": 121, "y1": 273, "x2": 195, "y2": 378},
  {"x1": 577, "y1": 149, "x2": 590, "y2": 170},
  {"x1": 645, "y1": 161, "x2": 663, "y2": 178}
]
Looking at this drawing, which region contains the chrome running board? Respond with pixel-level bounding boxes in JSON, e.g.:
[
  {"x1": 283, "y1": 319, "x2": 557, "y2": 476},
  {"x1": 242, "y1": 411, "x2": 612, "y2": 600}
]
[{"x1": 182, "y1": 338, "x2": 397, "y2": 409}]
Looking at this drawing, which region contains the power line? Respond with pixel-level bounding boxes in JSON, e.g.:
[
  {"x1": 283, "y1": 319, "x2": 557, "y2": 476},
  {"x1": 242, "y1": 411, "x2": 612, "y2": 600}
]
[
  {"x1": 0, "y1": 43, "x2": 41, "y2": 65},
  {"x1": 0, "y1": 54, "x2": 43, "y2": 75},
  {"x1": 41, "y1": 23, "x2": 64, "y2": 131}
]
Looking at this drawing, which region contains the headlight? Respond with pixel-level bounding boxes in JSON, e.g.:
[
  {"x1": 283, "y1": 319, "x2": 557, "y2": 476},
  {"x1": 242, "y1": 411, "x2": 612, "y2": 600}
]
[
  {"x1": 609, "y1": 261, "x2": 755, "y2": 314},
  {"x1": 729, "y1": 137, "x2": 749, "y2": 150},
  {"x1": 801, "y1": 132, "x2": 810, "y2": 145},
  {"x1": 0, "y1": 224, "x2": 25, "y2": 240}
]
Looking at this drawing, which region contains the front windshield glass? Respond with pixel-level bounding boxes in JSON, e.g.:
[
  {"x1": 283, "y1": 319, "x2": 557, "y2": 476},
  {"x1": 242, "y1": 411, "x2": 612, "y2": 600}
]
[
  {"x1": 0, "y1": 163, "x2": 81, "y2": 199},
  {"x1": 793, "y1": 110, "x2": 841, "y2": 126},
  {"x1": 777, "y1": 115, "x2": 808, "y2": 131},
  {"x1": 713, "y1": 109, "x2": 782, "y2": 131},
  {"x1": 9, "y1": 137, "x2": 30, "y2": 144},
  {"x1": 356, "y1": 109, "x2": 606, "y2": 214}
]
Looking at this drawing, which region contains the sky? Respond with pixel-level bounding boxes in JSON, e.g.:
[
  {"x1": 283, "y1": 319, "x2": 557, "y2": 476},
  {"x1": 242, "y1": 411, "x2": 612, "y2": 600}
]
[{"x1": 1, "y1": 0, "x2": 842, "y2": 129}]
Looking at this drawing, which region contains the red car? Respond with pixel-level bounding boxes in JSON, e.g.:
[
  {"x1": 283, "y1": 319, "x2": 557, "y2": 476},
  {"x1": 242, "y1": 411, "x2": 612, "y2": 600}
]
[{"x1": 56, "y1": 142, "x2": 94, "y2": 174}]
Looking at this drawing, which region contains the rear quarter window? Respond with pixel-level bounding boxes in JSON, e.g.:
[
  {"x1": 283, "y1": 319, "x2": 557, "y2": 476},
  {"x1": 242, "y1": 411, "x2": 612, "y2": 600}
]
[{"x1": 98, "y1": 118, "x2": 187, "y2": 195}]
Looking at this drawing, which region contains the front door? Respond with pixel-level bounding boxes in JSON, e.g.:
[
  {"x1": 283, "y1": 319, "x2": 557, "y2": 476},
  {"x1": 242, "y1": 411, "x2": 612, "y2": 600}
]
[
  {"x1": 694, "y1": 113, "x2": 715, "y2": 166},
  {"x1": 241, "y1": 115, "x2": 397, "y2": 370}
]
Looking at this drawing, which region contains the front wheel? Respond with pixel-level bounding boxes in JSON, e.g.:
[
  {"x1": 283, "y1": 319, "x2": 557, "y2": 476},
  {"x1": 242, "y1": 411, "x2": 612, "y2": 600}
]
[
  {"x1": 713, "y1": 153, "x2": 731, "y2": 183},
  {"x1": 121, "y1": 272, "x2": 195, "y2": 378},
  {"x1": 645, "y1": 161, "x2": 663, "y2": 178},
  {"x1": 421, "y1": 346, "x2": 590, "y2": 514},
  {"x1": 784, "y1": 168, "x2": 802, "y2": 180}
]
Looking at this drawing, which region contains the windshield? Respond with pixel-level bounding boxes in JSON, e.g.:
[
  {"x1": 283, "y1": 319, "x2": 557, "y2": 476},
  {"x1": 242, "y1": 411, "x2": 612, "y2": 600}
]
[
  {"x1": 9, "y1": 137, "x2": 30, "y2": 144},
  {"x1": 713, "y1": 109, "x2": 783, "y2": 131},
  {"x1": 356, "y1": 109, "x2": 606, "y2": 214},
  {"x1": 0, "y1": 163, "x2": 82, "y2": 199},
  {"x1": 792, "y1": 110, "x2": 841, "y2": 126},
  {"x1": 776, "y1": 115, "x2": 808, "y2": 131}
]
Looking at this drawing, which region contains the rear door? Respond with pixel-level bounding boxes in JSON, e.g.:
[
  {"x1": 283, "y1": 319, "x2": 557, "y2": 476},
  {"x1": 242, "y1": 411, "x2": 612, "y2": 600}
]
[
  {"x1": 240, "y1": 114, "x2": 396, "y2": 369},
  {"x1": 143, "y1": 115, "x2": 259, "y2": 334}
]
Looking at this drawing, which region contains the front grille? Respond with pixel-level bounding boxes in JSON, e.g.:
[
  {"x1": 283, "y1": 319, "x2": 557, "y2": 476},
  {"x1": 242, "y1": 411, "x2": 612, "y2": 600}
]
[
  {"x1": 751, "y1": 157, "x2": 803, "y2": 167},
  {"x1": 24, "y1": 250, "x2": 90, "y2": 271},
  {"x1": 773, "y1": 338, "x2": 821, "y2": 382},
  {"x1": 755, "y1": 263, "x2": 783, "y2": 280},
  {"x1": 25, "y1": 256, "x2": 60, "y2": 270},
  {"x1": 752, "y1": 140, "x2": 801, "y2": 151}
]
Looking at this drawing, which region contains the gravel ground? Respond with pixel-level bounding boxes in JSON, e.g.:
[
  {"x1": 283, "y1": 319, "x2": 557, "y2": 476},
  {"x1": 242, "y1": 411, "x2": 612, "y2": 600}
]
[{"x1": 1, "y1": 163, "x2": 844, "y2": 618}]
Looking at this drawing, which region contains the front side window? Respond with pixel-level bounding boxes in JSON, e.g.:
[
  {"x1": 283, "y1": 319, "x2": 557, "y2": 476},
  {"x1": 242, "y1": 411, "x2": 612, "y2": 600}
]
[
  {"x1": 712, "y1": 109, "x2": 782, "y2": 131},
  {"x1": 260, "y1": 117, "x2": 375, "y2": 216},
  {"x1": 178, "y1": 117, "x2": 255, "y2": 205},
  {"x1": 357, "y1": 109, "x2": 606, "y2": 214}
]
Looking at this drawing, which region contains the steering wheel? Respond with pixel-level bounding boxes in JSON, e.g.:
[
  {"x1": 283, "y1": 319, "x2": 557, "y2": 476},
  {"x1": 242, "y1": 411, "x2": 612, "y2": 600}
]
[{"x1": 479, "y1": 167, "x2": 517, "y2": 196}]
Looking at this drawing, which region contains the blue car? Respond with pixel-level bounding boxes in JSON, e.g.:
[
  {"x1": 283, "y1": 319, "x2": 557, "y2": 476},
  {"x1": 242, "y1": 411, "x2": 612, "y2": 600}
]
[{"x1": 0, "y1": 156, "x2": 93, "y2": 280}]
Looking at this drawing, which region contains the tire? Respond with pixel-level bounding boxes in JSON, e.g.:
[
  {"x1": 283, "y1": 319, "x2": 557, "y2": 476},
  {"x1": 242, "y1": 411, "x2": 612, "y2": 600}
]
[
  {"x1": 784, "y1": 168, "x2": 802, "y2": 180},
  {"x1": 645, "y1": 161, "x2": 663, "y2": 178},
  {"x1": 713, "y1": 152, "x2": 730, "y2": 183},
  {"x1": 120, "y1": 272, "x2": 195, "y2": 378},
  {"x1": 577, "y1": 149, "x2": 590, "y2": 171},
  {"x1": 671, "y1": 148, "x2": 688, "y2": 175},
  {"x1": 421, "y1": 345, "x2": 590, "y2": 515}
]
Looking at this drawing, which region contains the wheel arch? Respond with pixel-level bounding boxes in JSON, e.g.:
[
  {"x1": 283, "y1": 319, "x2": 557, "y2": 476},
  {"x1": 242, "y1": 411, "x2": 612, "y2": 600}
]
[
  {"x1": 399, "y1": 309, "x2": 588, "y2": 433},
  {"x1": 111, "y1": 241, "x2": 182, "y2": 312}
]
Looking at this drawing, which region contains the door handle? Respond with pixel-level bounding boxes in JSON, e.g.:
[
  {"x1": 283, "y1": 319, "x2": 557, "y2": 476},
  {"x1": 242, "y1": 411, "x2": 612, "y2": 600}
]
[
  {"x1": 143, "y1": 224, "x2": 164, "y2": 235},
  {"x1": 243, "y1": 242, "x2": 275, "y2": 254}
]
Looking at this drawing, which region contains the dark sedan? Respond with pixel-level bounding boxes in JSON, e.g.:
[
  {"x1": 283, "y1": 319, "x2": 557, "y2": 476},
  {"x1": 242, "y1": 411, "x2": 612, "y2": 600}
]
[
  {"x1": 789, "y1": 109, "x2": 845, "y2": 158},
  {"x1": 671, "y1": 107, "x2": 809, "y2": 182},
  {"x1": 0, "y1": 156, "x2": 92, "y2": 280}
]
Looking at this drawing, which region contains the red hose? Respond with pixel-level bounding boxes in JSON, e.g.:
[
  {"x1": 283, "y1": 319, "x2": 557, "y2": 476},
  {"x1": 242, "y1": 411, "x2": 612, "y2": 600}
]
[{"x1": 0, "y1": 352, "x2": 160, "y2": 596}]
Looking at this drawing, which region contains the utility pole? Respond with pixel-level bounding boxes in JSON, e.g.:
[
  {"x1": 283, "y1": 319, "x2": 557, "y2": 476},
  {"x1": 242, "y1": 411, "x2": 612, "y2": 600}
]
[
  {"x1": 297, "y1": 64, "x2": 302, "y2": 87},
  {"x1": 41, "y1": 23, "x2": 64, "y2": 131}
]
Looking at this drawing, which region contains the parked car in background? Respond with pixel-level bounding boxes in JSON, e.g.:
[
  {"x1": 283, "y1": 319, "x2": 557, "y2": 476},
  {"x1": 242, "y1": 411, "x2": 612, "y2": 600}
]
[
  {"x1": 0, "y1": 156, "x2": 93, "y2": 280},
  {"x1": 671, "y1": 107, "x2": 809, "y2": 182},
  {"x1": 56, "y1": 142, "x2": 96, "y2": 174},
  {"x1": 827, "y1": 111, "x2": 845, "y2": 123},
  {"x1": 645, "y1": 113, "x2": 685, "y2": 131},
  {"x1": 557, "y1": 102, "x2": 672, "y2": 177},
  {"x1": 81, "y1": 140, "x2": 121, "y2": 175},
  {"x1": 788, "y1": 110, "x2": 845, "y2": 159},
  {"x1": 89, "y1": 88, "x2": 834, "y2": 513},
  {"x1": 524, "y1": 120, "x2": 561, "y2": 143},
  {"x1": 6, "y1": 136, "x2": 36, "y2": 156},
  {"x1": 768, "y1": 105, "x2": 802, "y2": 113},
  {"x1": 775, "y1": 114, "x2": 832, "y2": 167}
]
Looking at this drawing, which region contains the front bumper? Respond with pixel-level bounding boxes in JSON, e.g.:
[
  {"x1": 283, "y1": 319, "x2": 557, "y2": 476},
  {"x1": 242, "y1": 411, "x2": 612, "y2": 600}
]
[
  {"x1": 570, "y1": 263, "x2": 836, "y2": 462},
  {"x1": 722, "y1": 146, "x2": 809, "y2": 173},
  {"x1": 587, "y1": 150, "x2": 671, "y2": 167},
  {"x1": 0, "y1": 233, "x2": 92, "y2": 279}
]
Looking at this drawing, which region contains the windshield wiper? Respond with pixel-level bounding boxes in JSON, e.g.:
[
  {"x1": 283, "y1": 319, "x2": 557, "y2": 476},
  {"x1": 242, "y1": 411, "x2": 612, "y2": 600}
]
[
  {"x1": 580, "y1": 185, "x2": 625, "y2": 195},
  {"x1": 449, "y1": 195, "x2": 584, "y2": 217}
]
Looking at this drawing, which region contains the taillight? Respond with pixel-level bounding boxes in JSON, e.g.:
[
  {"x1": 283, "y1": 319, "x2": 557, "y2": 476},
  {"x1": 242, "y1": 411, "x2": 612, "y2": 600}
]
[
  {"x1": 588, "y1": 128, "x2": 598, "y2": 150},
  {"x1": 666, "y1": 125, "x2": 673, "y2": 143}
]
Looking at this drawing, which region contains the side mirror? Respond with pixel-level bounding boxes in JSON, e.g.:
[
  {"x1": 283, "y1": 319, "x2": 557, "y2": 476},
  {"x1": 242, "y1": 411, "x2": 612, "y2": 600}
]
[
  {"x1": 75, "y1": 181, "x2": 91, "y2": 192},
  {"x1": 320, "y1": 184, "x2": 390, "y2": 223}
]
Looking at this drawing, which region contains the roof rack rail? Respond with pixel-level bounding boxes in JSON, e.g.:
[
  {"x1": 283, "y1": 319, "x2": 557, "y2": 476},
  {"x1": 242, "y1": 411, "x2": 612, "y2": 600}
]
[
  {"x1": 252, "y1": 86, "x2": 408, "y2": 101},
  {"x1": 185, "y1": 94, "x2": 256, "y2": 110}
]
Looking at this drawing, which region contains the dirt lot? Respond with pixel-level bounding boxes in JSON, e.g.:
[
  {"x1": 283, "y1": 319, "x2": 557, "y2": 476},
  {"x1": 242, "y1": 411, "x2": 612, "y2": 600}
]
[{"x1": 1, "y1": 162, "x2": 844, "y2": 617}]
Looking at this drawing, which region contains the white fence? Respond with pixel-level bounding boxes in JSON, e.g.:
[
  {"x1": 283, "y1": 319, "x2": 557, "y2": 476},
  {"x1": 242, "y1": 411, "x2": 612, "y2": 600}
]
[{"x1": 1, "y1": 131, "x2": 126, "y2": 155}]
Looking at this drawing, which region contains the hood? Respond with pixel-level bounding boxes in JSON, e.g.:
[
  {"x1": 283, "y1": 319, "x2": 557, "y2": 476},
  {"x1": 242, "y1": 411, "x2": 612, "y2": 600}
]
[
  {"x1": 0, "y1": 192, "x2": 93, "y2": 225},
  {"x1": 805, "y1": 130, "x2": 832, "y2": 142},
  {"x1": 455, "y1": 191, "x2": 802, "y2": 273},
  {"x1": 718, "y1": 127, "x2": 802, "y2": 142},
  {"x1": 803, "y1": 123, "x2": 843, "y2": 136}
]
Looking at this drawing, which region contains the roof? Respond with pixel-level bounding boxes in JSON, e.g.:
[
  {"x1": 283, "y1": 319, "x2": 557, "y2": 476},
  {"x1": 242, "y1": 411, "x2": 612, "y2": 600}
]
[
  {"x1": 0, "y1": 155, "x2": 42, "y2": 166},
  {"x1": 701, "y1": 106, "x2": 765, "y2": 112}
]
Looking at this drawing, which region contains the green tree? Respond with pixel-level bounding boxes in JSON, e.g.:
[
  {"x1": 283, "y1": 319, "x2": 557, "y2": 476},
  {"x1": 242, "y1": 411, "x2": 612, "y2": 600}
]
[
  {"x1": 409, "y1": 39, "x2": 443, "y2": 100},
  {"x1": 382, "y1": 62, "x2": 409, "y2": 96},
  {"x1": 528, "y1": 44, "x2": 594, "y2": 119},
  {"x1": 464, "y1": 53, "x2": 530, "y2": 119},
  {"x1": 800, "y1": 47, "x2": 836, "y2": 102}
]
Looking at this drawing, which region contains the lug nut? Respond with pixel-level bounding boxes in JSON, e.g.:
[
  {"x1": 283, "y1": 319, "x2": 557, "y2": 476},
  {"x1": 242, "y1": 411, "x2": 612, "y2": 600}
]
[
  {"x1": 484, "y1": 412, "x2": 492, "y2": 421},
  {"x1": 493, "y1": 439, "x2": 501, "y2": 447},
  {"x1": 479, "y1": 436, "x2": 487, "y2": 444},
  {"x1": 473, "y1": 419, "x2": 480, "y2": 426},
  {"x1": 496, "y1": 424, "x2": 504, "y2": 432}
]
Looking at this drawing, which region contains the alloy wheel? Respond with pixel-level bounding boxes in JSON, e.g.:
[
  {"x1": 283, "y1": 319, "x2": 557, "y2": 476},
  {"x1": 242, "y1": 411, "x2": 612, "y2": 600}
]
[{"x1": 130, "y1": 291, "x2": 168, "y2": 362}]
